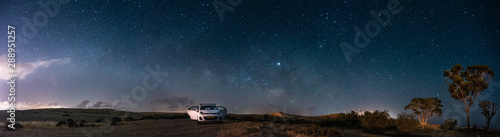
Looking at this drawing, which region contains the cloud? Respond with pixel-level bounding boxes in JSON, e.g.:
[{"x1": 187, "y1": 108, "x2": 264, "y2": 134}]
[
  {"x1": 0, "y1": 54, "x2": 71, "y2": 80},
  {"x1": 90, "y1": 101, "x2": 112, "y2": 109},
  {"x1": 0, "y1": 101, "x2": 65, "y2": 110},
  {"x1": 75, "y1": 100, "x2": 90, "y2": 108},
  {"x1": 152, "y1": 96, "x2": 194, "y2": 112}
]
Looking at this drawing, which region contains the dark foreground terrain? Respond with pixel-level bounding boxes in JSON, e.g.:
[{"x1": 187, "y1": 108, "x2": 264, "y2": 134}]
[{"x1": 1, "y1": 109, "x2": 499, "y2": 137}]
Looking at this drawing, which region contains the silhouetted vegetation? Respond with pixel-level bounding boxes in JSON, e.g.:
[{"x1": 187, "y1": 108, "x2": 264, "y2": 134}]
[
  {"x1": 139, "y1": 115, "x2": 155, "y2": 120},
  {"x1": 79, "y1": 120, "x2": 86, "y2": 127},
  {"x1": 111, "y1": 117, "x2": 122, "y2": 126},
  {"x1": 317, "y1": 110, "x2": 360, "y2": 128},
  {"x1": 360, "y1": 110, "x2": 393, "y2": 134},
  {"x1": 124, "y1": 116, "x2": 136, "y2": 121},
  {"x1": 444, "y1": 64, "x2": 495, "y2": 131},
  {"x1": 56, "y1": 121, "x2": 67, "y2": 127},
  {"x1": 479, "y1": 100, "x2": 497, "y2": 130},
  {"x1": 303, "y1": 124, "x2": 339, "y2": 137},
  {"x1": 394, "y1": 112, "x2": 419, "y2": 134},
  {"x1": 441, "y1": 118, "x2": 457, "y2": 131},
  {"x1": 66, "y1": 118, "x2": 77, "y2": 128},
  {"x1": 94, "y1": 118, "x2": 104, "y2": 123}
]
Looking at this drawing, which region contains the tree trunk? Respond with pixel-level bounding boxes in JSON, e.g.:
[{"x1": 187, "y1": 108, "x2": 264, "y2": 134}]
[
  {"x1": 466, "y1": 108, "x2": 470, "y2": 134},
  {"x1": 486, "y1": 119, "x2": 490, "y2": 130}
]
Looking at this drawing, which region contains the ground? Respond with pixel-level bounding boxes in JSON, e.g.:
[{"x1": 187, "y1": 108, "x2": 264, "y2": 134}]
[{"x1": 1, "y1": 109, "x2": 499, "y2": 137}]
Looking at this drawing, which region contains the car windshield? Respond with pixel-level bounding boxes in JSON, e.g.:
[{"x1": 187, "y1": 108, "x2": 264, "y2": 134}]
[{"x1": 200, "y1": 106, "x2": 219, "y2": 110}]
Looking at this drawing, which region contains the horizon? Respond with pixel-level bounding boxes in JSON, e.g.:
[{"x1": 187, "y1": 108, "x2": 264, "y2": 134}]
[{"x1": 1, "y1": 0, "x2": 499, "y2": 131}]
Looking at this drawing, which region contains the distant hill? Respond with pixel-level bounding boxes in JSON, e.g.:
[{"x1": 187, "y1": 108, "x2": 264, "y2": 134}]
[{"x1": 0, "y1": 108, "x2": 144, "y2": 122}]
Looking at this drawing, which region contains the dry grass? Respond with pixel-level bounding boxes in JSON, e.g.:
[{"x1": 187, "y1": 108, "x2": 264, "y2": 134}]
[{"x1": 19, "y1": 121, "x2": 58, "y2": 129}]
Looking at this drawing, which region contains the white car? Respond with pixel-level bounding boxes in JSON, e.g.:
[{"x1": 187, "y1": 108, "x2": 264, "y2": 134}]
[{"x1": 187, "y1": 103, "x2": 227, "y2": 124}]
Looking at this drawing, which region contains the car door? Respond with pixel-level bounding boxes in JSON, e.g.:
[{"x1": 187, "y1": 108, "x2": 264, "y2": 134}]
[
  {"x1": 217, "y1": 106, "x2": 227, "y2": 118},
  {"x1": 187, "y1": 106, "x2": 199, "y2": 120}
]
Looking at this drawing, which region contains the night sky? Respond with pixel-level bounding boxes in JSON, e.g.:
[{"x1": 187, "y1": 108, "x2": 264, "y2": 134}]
[{"x1": 1, "y1": 0, "x2": 499, "y2": 128}]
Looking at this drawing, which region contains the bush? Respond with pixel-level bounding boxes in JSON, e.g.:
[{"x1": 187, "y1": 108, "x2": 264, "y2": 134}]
[
  {"x1": 441, "y1": 118, "x2": 457, "y2": 131},
  {"x1": 360, "y1": 110, "x2": 393, "y2": 134},
  {"x1": 124, "y1": 116, "x2": 136, "y2": 122},
  {"x1": 56, "y1": 121, "x2": 67, "y2": 127},
  {"x1": 303, "y1": 124, "x2": 339, "y2": 137},
  {"x1": 139, "y1": 116, "x2": 154, "y2": 120},
  {"x1": 79, "y1": 120, "x2": 86, "y2": 127},
  {"x1": 94, "y1": 118, "x2": 104, "y2": 123},
  {"x1": 4, "y1": 122, "x2": 23, "y2": 131},
  {"x1": 67, "y1": 118, "x2": 77, "y2": 128},
  {"x1": 395, "y1": 112, "x2": 419, "y2": 134},
  {"x1": 337, "y1": 110, "x2": 361, "y2": 128},
  {"x1": 317, "y1": 110, "x2": 361, "y2": 128},
  {"x1": 263, "y1": 114, "x2": 271, "y2": 121},
  {"x1": 111, "y1": 117, "x2": 122, "y2": 126}
]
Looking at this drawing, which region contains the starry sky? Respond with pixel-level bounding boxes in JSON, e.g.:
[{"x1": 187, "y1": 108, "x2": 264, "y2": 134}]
[{"x1": 1, "y1": 0, "x2": 499, "y2": 128}]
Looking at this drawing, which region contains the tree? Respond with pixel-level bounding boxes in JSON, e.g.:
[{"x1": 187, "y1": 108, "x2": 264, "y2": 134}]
[
  {"x1": 395, "y1": 112, "x2": 420, "y2": 134},
  {"x1": 444, "y1": 64, "x2": 495, "y2": 132},
  {"x1": 441, "y1": 118, "x2": 457, "y2": 131},
  {"x1": 360, "y1": 110, "x2": 393, "y2": 134},
  {"x1": 404, "y1": 97, "x2": 443, "y2": 129},
  {"x1": 479, "y1": 100, "x2": 497, "y2": 130}
]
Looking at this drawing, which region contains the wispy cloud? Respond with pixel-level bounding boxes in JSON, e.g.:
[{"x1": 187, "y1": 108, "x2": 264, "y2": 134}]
[
  {"x1": 75, "y1": 100, "x2": 90, "y2": 108},
  {"x1": 0, "y1": 54, "x2": 71, "y2": 80},
  {"x1": 90, "y1": 101, "x2": 112, "y2": 109},
  {"x1": 0, "y1": 101, "x2": 66, "y2": 110}
]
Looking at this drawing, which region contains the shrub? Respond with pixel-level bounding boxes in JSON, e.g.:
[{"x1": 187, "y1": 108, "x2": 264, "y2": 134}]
[
  {"x1": 66, "y1": 118, "x2": 77, "y2": 128},
  {"x1": 441, "y1": 118, "x2": 457, "y2": 131},
  {"x1": 139, "y1": 116, "x2": 154, "y2": 120},
  {"x1": 337, "y1": 110, "x2": 361, "y2": 128},
  {"x1": 124, "y1": 116, "x2": 136, "y2": 122},
  {"x1": 303, "y1": 124, "x2": 339, "y2": 136},
  {"x1": 56, "y1": 121, "x2": 67, "y2": 127},
  {"x1": 360, "y1": 110, "x2": 393, "y2": 134},
  {"x1": 4, "y1": 122, "x2": 23, "y2": 131},
  {"x1": 395, "y1": 112, "x2": 419, "y2": 134},
  {"x1": 317, "y1": 110, "x2": 361, "y2": 128},
  {"x1": 263, "y1": 114, "x2": 271, "y2": 121},
  {"x1": 94, "y1": 118, "x2": 104, "y2": 123},
  {"x1": 79, "y1": 120, "x2": 86, "y2": 127},
  {"x1": 111, "y1": 117, "x2": 122, "y2": 126}
]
